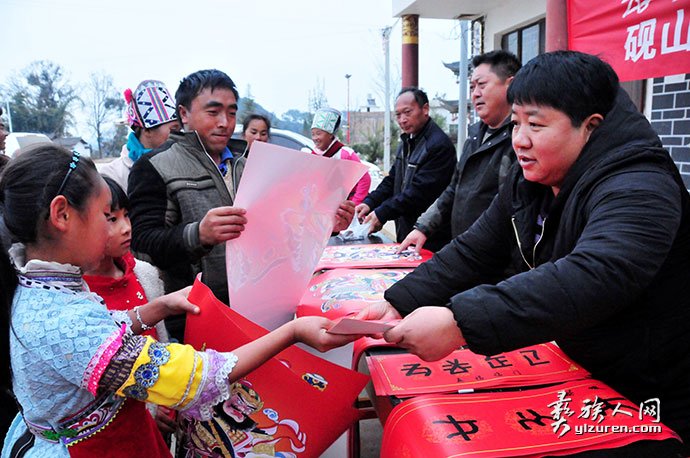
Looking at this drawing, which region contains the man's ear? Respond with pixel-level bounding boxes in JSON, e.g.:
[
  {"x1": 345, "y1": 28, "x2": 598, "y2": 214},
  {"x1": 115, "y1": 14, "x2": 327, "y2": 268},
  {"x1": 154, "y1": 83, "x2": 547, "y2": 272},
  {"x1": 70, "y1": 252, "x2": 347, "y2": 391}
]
[
  {"x1": 585, "y1": 113, "x2": 603, "y2": 132},
  {"x1": 48, "y1": 195, "x2": 71, "y2": 232},
  {"x1": 178, "y1": 104, "x2": 190, "y2": 127}
]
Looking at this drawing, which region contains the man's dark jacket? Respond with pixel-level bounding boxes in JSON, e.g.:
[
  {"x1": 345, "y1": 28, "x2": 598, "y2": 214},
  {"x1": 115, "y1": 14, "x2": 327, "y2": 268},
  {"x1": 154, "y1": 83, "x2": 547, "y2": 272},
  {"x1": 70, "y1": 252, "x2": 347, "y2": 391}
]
[
  {"x1": 362, "y1": 118, "x2": 456, "y2": 251},
  {"x1": 416, "y1": 117, "x2": 515, "y2": 238},
  {"x1": 385, "y1": 90, "x2": 690, "y2": 443},
  {"x1": 128, "y1": 132, "x2": 247, "y2": 340}
]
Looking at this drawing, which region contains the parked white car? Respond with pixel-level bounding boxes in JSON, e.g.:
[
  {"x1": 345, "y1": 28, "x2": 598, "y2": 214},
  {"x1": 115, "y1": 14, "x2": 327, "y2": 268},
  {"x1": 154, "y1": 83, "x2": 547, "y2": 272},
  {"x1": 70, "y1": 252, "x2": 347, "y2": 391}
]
[
  {"x1": 3, "y1": 132, "x2": 52, "y2": 157},
  {"x1": 234, "y1": 125, "x2": 383, "y2": 192}
]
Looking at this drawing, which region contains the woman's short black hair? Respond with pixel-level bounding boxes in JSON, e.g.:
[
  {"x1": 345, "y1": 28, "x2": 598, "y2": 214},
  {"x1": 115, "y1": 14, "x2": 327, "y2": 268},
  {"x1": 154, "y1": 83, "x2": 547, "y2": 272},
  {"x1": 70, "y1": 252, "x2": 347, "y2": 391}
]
[
  {"x1": 508, "y1": 51, "x2": 620, "y2": 126},
  {"x1": 0, "y1": 144, "x2": 100, "y2": 243},
  {"x1": 242, "y1": 113, "x2": 272, "y2": 135}
]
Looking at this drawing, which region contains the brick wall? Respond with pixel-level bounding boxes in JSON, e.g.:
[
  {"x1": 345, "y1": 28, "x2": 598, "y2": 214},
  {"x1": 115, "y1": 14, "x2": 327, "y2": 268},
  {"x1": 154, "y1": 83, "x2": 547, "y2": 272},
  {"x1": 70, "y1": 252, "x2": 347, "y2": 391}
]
[{"x1": 650, "y1": 74, "x2": 690, "y2": 189}]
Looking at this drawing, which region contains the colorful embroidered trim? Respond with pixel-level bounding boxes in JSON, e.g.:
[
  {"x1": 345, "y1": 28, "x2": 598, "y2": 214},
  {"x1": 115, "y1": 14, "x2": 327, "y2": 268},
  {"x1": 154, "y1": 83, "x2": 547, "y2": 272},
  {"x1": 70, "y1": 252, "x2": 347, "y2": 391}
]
[
  {"x1": 170, "y1": 352, "x2": 200, "y2": 410},
  {"x1": 180, "y1": 349, "x2": 238, "y2": 421},
  {"x1": 99, "y1": 335, "x2": 146, "y2": 393},
  {"x1": 122, "y1": 342, "x2": 171, "y2": 401},
  {"x1": 83, "y1": 324, "x2": 127, "y2": 395},
  {"x1": 24, "y1": 393, "x2": 125, "y2": 445}
]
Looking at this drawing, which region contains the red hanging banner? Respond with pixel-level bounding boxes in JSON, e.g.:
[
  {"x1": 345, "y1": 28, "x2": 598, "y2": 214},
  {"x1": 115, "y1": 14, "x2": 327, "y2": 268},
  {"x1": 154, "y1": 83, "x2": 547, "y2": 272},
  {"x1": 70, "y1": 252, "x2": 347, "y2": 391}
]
[
  {"x1": 568, "y1": 0, "x2": 690, "y2": 81},
  {"x1": 367, "y1": 343, "x2": 590, "y2": 397},
  {"x1": 182, "y1": 278, "x2": 369, "y2": 457},
  {"x1": 381, "y1": 380, "x2": 680, "y2": 457}
]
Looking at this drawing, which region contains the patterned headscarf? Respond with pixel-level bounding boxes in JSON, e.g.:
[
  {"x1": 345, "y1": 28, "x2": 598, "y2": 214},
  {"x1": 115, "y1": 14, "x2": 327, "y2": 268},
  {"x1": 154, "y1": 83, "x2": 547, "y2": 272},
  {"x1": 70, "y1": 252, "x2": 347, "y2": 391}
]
[
  {"x1": 124, "y1": 80, "x2": 177, "y2": 130},
  {"x1": 311, "y1": 107, "x2": 342, "y2": 135}
]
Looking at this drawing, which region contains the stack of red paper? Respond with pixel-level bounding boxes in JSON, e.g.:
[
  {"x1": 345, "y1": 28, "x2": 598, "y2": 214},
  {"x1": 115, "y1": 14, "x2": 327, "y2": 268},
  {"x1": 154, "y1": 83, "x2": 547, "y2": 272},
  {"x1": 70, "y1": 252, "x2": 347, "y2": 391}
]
[
  {"x1": 381, "y1": 380, "x2": 679, "y2": 457},
  {"x1": 367, "y1": 343, "x2": 590, "y2": 397},
  {"x1": 314, "y1": 243, "x2": 432, "y2": 271},
  {"x1": 297, "y1": 268, "x2": 411, "y2": 320}
]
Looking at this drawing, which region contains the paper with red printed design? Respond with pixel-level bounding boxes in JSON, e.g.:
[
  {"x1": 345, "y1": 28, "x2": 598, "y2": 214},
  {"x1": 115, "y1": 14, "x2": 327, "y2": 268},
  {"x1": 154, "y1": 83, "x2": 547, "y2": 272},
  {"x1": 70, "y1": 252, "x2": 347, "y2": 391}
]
[
  {"x1": 314, "y1": 244, "x2": 432, "y2": 271},
  {"x1": 184, "y1": 278, "x2": 370, "y2": 458},
  {"x1": 381, "y1": 380, "x2": 679, "y2": 458},
  {"x1": 297, "y1": 268, "x2": 411, "y2": 320},
  {"x1": 367, "y1": 343, "x2": 590, "y2": 397}
]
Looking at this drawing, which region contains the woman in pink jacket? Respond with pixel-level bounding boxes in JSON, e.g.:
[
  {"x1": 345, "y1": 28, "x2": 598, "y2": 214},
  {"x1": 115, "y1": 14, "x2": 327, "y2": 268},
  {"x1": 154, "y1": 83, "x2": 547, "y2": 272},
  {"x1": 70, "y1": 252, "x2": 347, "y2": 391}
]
[{"x1": 311, "y1": 107, "x2": 371, "y2": 204}]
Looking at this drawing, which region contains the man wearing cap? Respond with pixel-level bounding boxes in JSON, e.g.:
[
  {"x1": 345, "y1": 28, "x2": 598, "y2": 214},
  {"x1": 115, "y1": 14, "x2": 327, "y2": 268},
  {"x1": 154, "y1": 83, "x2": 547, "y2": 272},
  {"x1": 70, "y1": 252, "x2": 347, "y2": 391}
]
[
  {"x1": 100, "y1": 80, "x2": 180, "y2": 192},
  {"x1": 311, "y1": 107, "x2": 370, "y2": 205},
  {"x1": 355, "y1": 87, "x2": 456, "y2": 251}
]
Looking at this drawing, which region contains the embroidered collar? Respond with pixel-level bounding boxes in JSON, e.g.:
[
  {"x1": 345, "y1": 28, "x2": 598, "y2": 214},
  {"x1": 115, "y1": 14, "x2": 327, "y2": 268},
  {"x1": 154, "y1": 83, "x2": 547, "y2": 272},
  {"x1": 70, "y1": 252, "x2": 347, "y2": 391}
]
[{"x1": 10, "y1": 243, "x2": 87, "y2": 292}]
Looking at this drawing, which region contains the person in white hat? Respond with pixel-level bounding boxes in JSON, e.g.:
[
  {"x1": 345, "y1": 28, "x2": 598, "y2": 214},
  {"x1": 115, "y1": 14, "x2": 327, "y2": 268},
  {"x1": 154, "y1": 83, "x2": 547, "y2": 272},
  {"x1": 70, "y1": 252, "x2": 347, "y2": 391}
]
[
  {"x1": 311, "y1": 107, "x2": 371, "y2": 205},
  {"x1": 100, "y1": 80, "x2": 180, "y2": 192}
]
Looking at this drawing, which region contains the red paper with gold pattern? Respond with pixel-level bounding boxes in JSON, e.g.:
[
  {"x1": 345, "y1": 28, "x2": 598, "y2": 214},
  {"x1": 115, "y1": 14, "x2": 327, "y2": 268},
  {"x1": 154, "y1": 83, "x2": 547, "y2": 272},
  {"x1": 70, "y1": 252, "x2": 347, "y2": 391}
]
[
  {"x1": 297, "y1": 268, "x2": 411, "y2": 320},
  {"x1": 183, "y1": 278, "x2": 369, "y2": 457},
  {"x1": 381, "y1": 380, "x2": 679, "y2": 457},
  {"x1": 367, "y1": 343, "x2": 590, "y2": 397},
  {"x1": 314, "y1": 243, "x2": 432, "y2": 271}
]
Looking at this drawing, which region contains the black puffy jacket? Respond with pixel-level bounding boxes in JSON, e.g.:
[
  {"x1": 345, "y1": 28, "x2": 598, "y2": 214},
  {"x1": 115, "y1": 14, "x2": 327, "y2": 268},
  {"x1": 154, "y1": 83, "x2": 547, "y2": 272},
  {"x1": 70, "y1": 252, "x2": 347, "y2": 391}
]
[{"x1": 385, "y1": 90, "x2": 690, "y2": 442}]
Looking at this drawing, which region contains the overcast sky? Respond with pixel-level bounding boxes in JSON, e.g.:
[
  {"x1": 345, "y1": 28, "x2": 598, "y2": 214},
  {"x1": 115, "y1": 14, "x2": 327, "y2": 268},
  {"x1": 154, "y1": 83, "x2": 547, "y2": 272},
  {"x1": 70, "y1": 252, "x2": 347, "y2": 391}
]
[{"x1": 1, "y1": 0, "x2": 462, "y2": 124}]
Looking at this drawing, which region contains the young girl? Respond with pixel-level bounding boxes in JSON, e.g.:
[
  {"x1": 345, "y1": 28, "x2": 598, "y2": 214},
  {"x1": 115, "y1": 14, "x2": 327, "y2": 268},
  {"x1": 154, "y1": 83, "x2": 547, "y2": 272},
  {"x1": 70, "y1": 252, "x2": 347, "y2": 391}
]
[
  {"x1": 0, "y1": 145, "x2": 356, "y2": 458},
  {"x1": 83, "y1": 176, "x2": 167, "y2": 341}
]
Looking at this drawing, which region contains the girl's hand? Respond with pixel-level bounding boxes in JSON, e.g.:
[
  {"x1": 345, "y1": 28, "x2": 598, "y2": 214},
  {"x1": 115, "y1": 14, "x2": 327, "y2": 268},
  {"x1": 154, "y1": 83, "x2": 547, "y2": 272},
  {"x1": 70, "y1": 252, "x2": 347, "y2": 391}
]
[
  {"x1": 157, "y1": 286, "x2": 199, "y2": 317},
  {"x1": 292, "y1": 316, "x2": 359, "y2": 352}
]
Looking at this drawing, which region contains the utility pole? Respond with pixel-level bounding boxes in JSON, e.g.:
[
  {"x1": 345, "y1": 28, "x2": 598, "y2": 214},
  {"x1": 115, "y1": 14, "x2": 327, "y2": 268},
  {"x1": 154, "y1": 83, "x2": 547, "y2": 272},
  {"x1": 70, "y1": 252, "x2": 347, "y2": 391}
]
[
  {"x1": 4, "y1": 101, "x2": 13, "y2": 133},
  {"x1": 457, "y1": 20, "x2": 470, "y2": 157},
  {"x1": 382, "y1": 25, "x2": 392, "y2": 172},
  {"x1": 345, "y1": 74, "x2": 352, "y2": 144}
]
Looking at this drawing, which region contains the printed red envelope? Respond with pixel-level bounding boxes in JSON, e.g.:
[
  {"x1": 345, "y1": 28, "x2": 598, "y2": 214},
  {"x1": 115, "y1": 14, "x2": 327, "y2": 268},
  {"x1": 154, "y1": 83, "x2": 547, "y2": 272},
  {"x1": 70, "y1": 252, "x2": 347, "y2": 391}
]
[
  {"x1": 314, "y1": 244, "x2": 432, "y2": 271},
  {"x1": 297, "y1": 268, "x2": 411, "y2": 320},
  {"x1": 183, "y1": 278, "x2": 369, "y2": 457},
  {"x1": 381, "y1": 380, "x2": 679, "y2": 458},
  {"x1": 367, "y1": 343, "x2": 590, "y2": 397}
]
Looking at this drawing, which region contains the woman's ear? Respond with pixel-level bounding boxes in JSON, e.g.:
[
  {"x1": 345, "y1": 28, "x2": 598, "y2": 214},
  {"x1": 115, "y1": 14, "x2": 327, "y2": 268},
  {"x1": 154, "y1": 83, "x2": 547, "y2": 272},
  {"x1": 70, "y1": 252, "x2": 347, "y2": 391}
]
[{"x1": 48, "y1": 195, "x2": 71, "y2": 232}]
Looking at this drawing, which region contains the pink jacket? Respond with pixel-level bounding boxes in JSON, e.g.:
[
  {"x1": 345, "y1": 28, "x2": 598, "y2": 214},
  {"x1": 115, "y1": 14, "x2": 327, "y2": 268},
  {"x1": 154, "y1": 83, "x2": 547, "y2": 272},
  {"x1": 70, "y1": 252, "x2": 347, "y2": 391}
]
[{"x1": 314, "y1": 141, "x2": 371, "y2": 204}]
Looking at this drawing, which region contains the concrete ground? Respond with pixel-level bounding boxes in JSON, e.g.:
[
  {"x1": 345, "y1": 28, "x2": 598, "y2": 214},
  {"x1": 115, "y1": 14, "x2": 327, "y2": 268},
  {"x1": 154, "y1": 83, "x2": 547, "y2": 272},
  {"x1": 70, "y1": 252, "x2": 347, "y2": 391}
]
[{"x1": 359, "y1": 418, "x2": 384, "y2": 457}]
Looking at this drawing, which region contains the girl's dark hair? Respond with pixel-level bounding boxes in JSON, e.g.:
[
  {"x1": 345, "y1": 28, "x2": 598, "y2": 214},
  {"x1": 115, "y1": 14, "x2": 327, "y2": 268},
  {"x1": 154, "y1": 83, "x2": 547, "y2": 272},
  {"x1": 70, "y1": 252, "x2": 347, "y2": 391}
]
[
  {"x1": 102, "y1": 175, "x2": 129, "y2": 211},
  {"x1": 507, "y1": 51, "x2": 620, "y2": 127},
  {"x1": 242, "y1": 113, "x2": 272, "y2": 135},
  {"x1": 0, "y1": 248, "x2": 18, "y2": 415},
  {"x1": 0, "y1": 144, "x2": 100, "y2": 243}
]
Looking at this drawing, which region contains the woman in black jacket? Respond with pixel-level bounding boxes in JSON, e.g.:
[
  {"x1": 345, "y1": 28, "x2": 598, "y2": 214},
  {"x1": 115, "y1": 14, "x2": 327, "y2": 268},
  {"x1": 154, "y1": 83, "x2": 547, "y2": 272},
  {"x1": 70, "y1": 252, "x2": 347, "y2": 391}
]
[{"x1": 359, "y1": 51, "x2": 690, "y2": 450}]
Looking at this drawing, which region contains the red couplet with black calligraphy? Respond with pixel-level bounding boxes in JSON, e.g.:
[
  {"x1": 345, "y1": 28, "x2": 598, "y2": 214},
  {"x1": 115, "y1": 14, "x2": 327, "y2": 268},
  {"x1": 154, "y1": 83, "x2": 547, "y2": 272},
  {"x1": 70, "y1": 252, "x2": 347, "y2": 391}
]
[
  {"x1": 381, "y1": 380, "x2": 679, "y2": 457},
  {"x1": 367, "y1": 343, "x2": 590, "y2": 397}
]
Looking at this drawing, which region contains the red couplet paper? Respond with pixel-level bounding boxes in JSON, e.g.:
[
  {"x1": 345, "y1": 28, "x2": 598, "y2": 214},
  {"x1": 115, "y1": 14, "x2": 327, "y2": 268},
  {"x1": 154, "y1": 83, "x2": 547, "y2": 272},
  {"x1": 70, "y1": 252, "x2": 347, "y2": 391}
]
[
  {"x1": 314, "y1": 244, "x2": 432, "y2": 271},
  {"x1": 381, "y1": 380, "x2": 679, "y2": 458},
  {"x1": 367, "y1": 343, "x2": 590, "y2": 397},
  {"x1": 297, "y1": 268, "x2": 411, "y2": 320},
  {"x1": 184, "y1": 278, "x2": 370, "y2": 457}
]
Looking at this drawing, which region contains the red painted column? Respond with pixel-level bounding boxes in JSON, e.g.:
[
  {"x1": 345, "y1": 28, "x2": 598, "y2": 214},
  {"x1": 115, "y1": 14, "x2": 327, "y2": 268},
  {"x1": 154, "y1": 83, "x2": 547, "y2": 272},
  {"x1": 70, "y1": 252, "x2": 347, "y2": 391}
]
[
  {"x1": 546, "y1": 0, "x2": 568, "y2": 51},
  {"x1": 402, "y1": 15, "x2": 419, "y2": 88}
]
